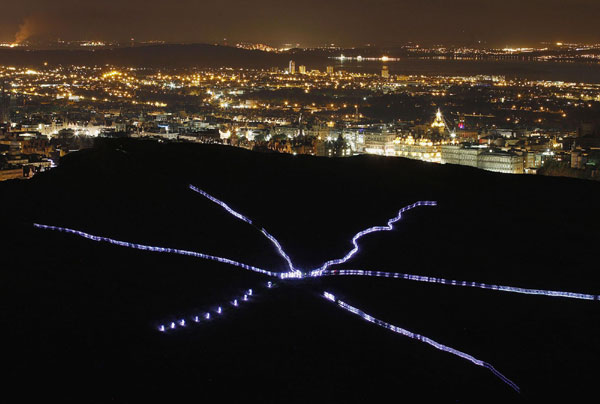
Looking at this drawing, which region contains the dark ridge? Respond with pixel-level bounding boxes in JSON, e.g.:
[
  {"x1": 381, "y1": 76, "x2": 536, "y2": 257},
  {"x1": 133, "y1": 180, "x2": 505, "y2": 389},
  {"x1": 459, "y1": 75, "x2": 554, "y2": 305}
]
[
  {"x1": 0, "y1": 44, "x2": 289, "y2": 68},
  {"x1": 2, "y1": 138, "x2": 599, "y2": 402}
]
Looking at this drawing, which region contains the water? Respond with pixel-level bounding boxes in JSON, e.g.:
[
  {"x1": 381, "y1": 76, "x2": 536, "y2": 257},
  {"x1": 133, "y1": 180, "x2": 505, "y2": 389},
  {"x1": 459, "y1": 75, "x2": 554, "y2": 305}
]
[{"x1": 324, "y1": 57, "x2": 600, "y2": 83}]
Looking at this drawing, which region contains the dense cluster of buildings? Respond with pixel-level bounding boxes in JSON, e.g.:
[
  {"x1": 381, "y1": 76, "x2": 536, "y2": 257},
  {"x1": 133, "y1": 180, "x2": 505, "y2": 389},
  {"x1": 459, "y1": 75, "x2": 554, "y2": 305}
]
[{"x1": 1, "y1": 63, "x2": 599, "y2": 180}]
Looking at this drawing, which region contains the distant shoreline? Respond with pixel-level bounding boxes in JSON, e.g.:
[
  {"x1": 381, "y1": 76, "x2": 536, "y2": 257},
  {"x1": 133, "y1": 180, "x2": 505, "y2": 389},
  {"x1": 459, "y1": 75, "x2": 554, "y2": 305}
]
[{"x1": 1, "y1": 44, "x2": 600, "y2": 83}]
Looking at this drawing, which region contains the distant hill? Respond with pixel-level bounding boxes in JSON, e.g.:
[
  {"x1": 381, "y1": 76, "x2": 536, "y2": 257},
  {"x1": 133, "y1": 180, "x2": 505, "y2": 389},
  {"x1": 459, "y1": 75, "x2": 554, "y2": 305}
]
[{"x1": 0, "y1": 44, "x2": 293, "y2": 68}]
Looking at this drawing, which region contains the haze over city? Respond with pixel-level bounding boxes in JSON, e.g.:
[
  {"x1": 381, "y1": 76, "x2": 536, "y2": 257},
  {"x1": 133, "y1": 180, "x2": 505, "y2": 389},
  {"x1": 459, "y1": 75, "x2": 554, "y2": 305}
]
[{"x1": 2, "y1": 0, "x2": 600, "y2": 46}]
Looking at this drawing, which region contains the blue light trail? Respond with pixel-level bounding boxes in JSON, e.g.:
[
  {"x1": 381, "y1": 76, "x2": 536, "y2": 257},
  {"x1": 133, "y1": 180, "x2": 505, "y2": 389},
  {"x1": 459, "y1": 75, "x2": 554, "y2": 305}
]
[
  {"x1": 189, "y1": 185, "x2": 253, "y2": 225},
  {"x1": 32, "y1": 223, "x2": 281, "y2": 278},
  {"x1": 33, "y1": 186, "x2": 600, "y2": 393},
  {"x1": 308, "y1": 200, "x2": 437, "y2": 277},
  {"x1": 190, "y1": 185, "x2": 302, "y2": 277},
  {"x1": 320, "y1": 270, "x2": 600, "y2": 301},
  {"x1": 323, "y1": 291, "x2": 520, "y2": 392},
  {"x1": 158, "y1": 287, "x2": 260, "y2": 332},
  {"x1": 190, "y1": 184, "x2": 436, "y2": 279}
]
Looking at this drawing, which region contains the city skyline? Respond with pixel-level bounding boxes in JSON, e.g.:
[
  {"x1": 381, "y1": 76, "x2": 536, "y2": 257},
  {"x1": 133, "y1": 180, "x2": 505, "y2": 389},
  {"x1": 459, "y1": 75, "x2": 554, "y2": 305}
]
[{"x1": 2, "y1": 0, "x2": 600, "y2": 47}]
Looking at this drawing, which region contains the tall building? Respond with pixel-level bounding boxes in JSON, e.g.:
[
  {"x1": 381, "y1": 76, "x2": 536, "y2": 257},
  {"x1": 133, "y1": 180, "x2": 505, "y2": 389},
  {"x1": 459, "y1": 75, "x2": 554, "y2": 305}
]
[
  {"x1": 289, "y1": 60, "x2": 296, "y2": 75},
  {"x1": 298, "y1": 65, "x2": 306, "y2": 74},
  {"x1": 0, "y1": 81, "x2": 9, "y2": 124},
  {"x1": 326, "y1": 66, "x2": 334, "y2": 75},
  {"x1": 381, "y1": 65, "x2": 389, "y2": 79},
  {"x1": 431, "y1": 109, "x2": 446, "y2": 135}
]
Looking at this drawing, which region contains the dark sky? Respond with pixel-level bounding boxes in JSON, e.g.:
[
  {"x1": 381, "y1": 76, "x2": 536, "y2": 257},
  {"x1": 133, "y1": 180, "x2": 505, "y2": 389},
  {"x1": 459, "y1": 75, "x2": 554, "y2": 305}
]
[{"x1": 2, "y1": 0, "x2": 600, "y2": 46}]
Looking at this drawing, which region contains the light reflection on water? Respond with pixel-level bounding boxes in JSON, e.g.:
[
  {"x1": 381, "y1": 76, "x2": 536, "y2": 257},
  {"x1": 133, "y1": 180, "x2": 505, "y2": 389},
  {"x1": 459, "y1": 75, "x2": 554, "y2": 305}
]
[{"x1": 322, "y1": 58, "x2": 600, "y2": 83}]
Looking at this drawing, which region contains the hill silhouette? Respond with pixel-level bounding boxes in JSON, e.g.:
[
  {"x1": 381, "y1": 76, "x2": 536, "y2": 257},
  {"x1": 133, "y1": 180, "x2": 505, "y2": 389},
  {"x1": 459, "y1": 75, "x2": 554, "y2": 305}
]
[
  {"x1": 2, "y1": 138, "x2": 600, "y2": 402},
  {"x1": 0, "y1": 44, "x2": 291, "y2": 68}
]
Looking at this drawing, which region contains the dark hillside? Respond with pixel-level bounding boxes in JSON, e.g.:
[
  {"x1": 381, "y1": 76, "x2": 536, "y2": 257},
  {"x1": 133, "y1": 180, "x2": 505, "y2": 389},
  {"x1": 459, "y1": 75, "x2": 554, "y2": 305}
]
[{"x1": 2, "y1": 139, "x2": 599, "y2": 402}]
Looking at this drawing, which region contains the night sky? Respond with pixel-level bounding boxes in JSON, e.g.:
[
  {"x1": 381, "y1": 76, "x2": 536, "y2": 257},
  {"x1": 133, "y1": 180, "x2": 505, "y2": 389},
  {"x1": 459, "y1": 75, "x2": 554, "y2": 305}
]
[{"x1": 1, "y1": 0, "x2": 600, "y2": 46}]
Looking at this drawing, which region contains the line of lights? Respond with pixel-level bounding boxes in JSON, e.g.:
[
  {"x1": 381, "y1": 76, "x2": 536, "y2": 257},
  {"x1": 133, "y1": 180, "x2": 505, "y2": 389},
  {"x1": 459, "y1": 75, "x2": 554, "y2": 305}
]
[
  {"x1": 158, "y1": 287, "x2": 261, "y2": 332},
  {"x1": 188, "y1": 186, "x2": 438, "y2": 280},
  {"x1": 189, "y1": 185, "x2": 253, "y2": 224},
  {"x1": 308, "y1": 201, "x2": 437, "y2": 277},
  {"x1": 32, "y1": 223, "x2": 281, "y2": 278},
  {"x1": 189, "y1": 185, "x2": 302, "y2": 278},
  {"x1": 261, "y1": 228, "x2": 301, "y2": 277},
  {"x1": 34, "y1": 187, "x2": 599, "y2": 393},
  {"x1": 322, "y1": 291, "x2": 520, "y2": 392},
  {"x1": 320, "y1": 270, "x2": 600, "y2": 301}
]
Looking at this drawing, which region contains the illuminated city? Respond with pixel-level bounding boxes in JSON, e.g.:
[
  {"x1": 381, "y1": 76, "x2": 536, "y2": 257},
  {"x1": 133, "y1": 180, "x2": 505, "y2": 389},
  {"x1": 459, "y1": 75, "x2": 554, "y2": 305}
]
[
  {"x1": 2, "y1": 1, "x2": 600, "y2": 402},
  {"x1": 2, "y1": 61, "x2": 600, "y2": 179}
]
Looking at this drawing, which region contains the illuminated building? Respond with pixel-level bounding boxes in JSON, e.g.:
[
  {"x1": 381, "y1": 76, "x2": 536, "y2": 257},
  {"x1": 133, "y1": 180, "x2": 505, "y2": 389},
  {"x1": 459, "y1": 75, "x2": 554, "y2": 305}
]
[
  {"x1": 431, "y1": 109, "x2": 446, "y2": 135},
  {"x1": 0, "y1": 81, "x2": 9, "y2": 123},
  {"x1": 273, "y1": 126, "x2": 299, "y2": 138},
  {"x1": 441, "y1": 145, "x2": 524, "y2": 174},
  {"x1": 478, "y1": 151, "x2": 524, "y2": 174},
  {"x1": 289, "y1": 60, "x2": 296, "y2": 74},
  {"x1": 298, "y1": 65, "x2": 306, "y2": 74},
  {"x1": 315, "y1": 135, "x2": 353, "y2": 157},
  {"x1": 326, "y1": 66, "x2": 334, "y2": 75},
  {"x1": 381, "y1": 65, "x2": 389, "y2": 79},
  {"x1": 341, "y1": 130, "x2": 365, "y2": 153},
  {"x1": 441, "y1": 145, "x2": 482, "y2": 168},
  {"x1": 364, "y1": 133, "x2": 396, "y2": 156},
  {"x1": 571, "y1": 148, "x2": 586, "y2": 169},
  {"x1": 394, "y1": 136, "x2": 441, "y2": 163}
]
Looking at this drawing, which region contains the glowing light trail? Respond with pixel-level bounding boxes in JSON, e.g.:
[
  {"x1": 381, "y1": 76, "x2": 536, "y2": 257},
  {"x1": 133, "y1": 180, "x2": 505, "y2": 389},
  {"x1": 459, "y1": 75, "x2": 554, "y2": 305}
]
[
  {"x1": 33, "y1": 223, "x2": 280, "y2": 278},
  {"x1": 321, "y1": 270, "x2": 600, "y2": 301},
  {"x1": 188, "y1": 186, "x2": 438, "y2": 280},
  {"x1": 190, "y1": 185, "x2": 301, "y2": 277},
  {"x1": 323, "y1": 291, "x2": 520, "y2": 392},
  {"x1": 34, "y1": 187, "x2": 599, "y2": 392},
  {"x1": 158, "y1": 286, "x2": 265, "y2": 332},
  {"x1": 189, "y1": 185, "x2": 252, "y2": 224},
  {"x1": 261, "y1": 228, "x2": 301, "y2": 277},
  {"x1": 309, "y1": 201, "x2": 437, "y2": 277}
]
